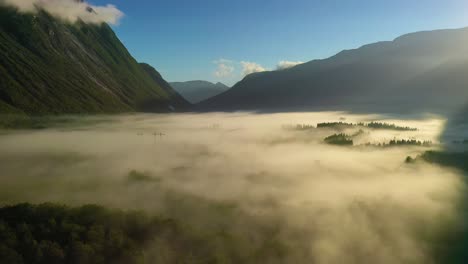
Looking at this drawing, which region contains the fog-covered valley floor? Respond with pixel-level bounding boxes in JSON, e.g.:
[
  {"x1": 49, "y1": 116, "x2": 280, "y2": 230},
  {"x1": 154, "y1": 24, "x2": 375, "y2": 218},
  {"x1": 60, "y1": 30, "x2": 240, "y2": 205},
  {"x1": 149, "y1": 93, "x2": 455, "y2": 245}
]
[{"x1": 1, "y1": 112, "x2": 467, "y2": 263}]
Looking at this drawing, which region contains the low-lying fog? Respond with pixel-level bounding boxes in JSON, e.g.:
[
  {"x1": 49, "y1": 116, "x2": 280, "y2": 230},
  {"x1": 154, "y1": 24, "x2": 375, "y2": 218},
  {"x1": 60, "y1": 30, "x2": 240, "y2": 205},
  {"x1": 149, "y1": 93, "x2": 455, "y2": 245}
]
[{"x1": 0, "y1": 112, "x2": 465, "y2": 263}]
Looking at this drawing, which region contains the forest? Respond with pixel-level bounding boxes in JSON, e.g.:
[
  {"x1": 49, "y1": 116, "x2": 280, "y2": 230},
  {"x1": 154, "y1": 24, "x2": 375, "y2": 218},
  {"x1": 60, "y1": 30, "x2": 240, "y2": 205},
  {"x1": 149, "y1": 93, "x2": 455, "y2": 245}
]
[{"x1": 316, "y1": 122, "x2": 417, "y2": 131}]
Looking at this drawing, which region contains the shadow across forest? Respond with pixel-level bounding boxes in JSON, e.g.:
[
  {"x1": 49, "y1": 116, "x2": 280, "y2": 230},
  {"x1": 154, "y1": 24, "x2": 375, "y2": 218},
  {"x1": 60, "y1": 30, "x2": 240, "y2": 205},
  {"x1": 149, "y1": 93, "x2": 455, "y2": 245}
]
[
  {"x1": 0, "y1": 112, "x2": 465, "y2": 264},
  {"x1": 414, "y1": 106, "x2": 468, "y2": 263}
]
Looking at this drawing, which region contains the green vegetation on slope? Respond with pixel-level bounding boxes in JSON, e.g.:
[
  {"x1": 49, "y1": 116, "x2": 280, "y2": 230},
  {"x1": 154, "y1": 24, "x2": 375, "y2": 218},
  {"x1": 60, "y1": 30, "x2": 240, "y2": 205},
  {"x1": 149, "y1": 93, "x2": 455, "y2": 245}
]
[
  {"x1": 0, "y1": 6, "x2": 189, "y2": 115},
  {"x1": 0, "y1": 114, "x2": 113, "y2": 130}
]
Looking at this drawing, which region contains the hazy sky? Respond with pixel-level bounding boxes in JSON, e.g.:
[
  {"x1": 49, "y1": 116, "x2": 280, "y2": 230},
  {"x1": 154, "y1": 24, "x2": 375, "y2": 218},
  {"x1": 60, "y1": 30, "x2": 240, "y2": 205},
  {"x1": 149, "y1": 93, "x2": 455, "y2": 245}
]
[{"x1": 91, "y1": 0, "x2": 468, "y2": 86}]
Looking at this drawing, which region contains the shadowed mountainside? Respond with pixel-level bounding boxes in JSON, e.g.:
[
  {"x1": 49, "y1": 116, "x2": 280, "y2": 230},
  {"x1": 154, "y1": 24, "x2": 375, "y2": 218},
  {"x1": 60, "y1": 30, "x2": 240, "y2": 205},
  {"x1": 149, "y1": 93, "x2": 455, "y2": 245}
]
[
  {"x1": 170, "y1": 80, "x2": 229, "y2": 104},
  {"x1": 199, "y1": 27, "x2": 468, "y2": 114}
]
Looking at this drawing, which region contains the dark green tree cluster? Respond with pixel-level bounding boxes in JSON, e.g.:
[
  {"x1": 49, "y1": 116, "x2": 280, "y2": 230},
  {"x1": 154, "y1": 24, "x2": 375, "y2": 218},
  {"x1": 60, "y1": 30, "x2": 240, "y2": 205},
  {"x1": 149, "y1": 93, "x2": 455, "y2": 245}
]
[
  {"x1": 387, "y1": 139, "x2": 431, "y2": 147},
  {"x1": 363, "y1": 122, "x2": 417, "y2": 131},
  {"x1": 316, "y1": 122, "x2": 355, "y2": 129},
  {"x1": 0, "y1": 115, "x2": 74, "y2": 129},
  {"x1": 316, "y1": 121, "x2": 417, "y2": 131},
  {"x1": 324, "y1": 133, "x2": 353, "y2": 146},
  {"x1": 0, "y1": 203, "x2": 176, "y2": 264},
  {"x1": 0, "y1": 114, "x2": 47, "y2": 129},
  {"x1": 0, "y1": 115, "x2": 112, "y2": 130},
  {"x1": 0, "y1": 202, "x2": 298, "y2": 264},
  {"x1": 363, "y1": 139, "x2": 432, "y2": 148}
]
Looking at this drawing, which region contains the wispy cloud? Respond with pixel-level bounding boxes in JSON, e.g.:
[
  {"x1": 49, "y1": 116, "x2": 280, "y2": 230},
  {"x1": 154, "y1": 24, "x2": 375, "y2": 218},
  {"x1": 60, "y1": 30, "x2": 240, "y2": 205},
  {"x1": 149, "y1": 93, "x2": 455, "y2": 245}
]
[
  {"x1": 276, "y1": 60, "x2": 304, "y2": 70},
  {"x1": 1, "y1": 0, "x2": 124, "y2": 25},
  {"x1": 240, "y1": 61, "x2": 267, "y2": 76},
  {"x1": 213, "y1": 59, "x2": 235, "y2": 78},
  {"x1": 212, "y1": 59, "x2": 274, "y2": 82}
]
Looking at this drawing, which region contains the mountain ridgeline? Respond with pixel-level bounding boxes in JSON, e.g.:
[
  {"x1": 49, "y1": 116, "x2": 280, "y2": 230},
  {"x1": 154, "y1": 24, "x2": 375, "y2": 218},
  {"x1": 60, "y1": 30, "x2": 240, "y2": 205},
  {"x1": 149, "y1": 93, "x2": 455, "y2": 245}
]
[
  {"x1": 199, "y1": 27, "x2": 468, "y2": 114},
  {"x1": 170, "y1": 80, "x2": 229, "y2": 103},
  {"x1": 0, "y1": 5, "x2": 189, "y2": 115}
]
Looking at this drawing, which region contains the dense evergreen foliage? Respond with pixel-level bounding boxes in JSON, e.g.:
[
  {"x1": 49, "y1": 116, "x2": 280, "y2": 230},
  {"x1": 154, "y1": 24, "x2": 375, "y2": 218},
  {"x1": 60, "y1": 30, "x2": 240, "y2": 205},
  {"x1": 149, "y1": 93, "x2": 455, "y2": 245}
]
[
  {"x1": 387, "y1": 139, "x2": 431, "y2": 147},
  {"x1": 317, "y1": 122, "x2": 355, "y2": 129},
  {"x1": 0, "y1": 203, "x2": 252, "y2": 264},
  {"x1": 324, "y1": 133, "x2": 353, "y2": 145},
  {"x1": 317, "y1": 122, "x2": 417, "y2": 131},
  {"x1": 365, "y1": 122, "x2": 417, "y2": 131},
  {"x1": 0, "y1": 114, "x2": 112, "y2": 129},
  {"x1": 364, "y1": 139, "x2": 433, "y2": 148},
  {"x1": 0, "y1": 6, "x2": 189, "y2": 115},
  {"x1": 0, "y1": 202, "x2": 298, "y2": 264},
  {"x1": 0, "y1": 203, "x2": 171, "y2": 264}
]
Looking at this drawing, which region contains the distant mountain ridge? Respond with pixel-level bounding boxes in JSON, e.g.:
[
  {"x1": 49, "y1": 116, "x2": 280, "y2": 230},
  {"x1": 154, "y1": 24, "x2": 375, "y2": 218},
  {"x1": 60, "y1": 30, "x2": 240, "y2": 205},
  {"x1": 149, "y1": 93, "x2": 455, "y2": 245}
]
[
  {"x1": 170, "y1": 80, "x2": 229, "y2": 104},
  {"x1": 0, "y1": 5, "x2": 189, "y2": 115},
  {"x1": 198, "y1": 27, "x2": 468, "y2": 114}
]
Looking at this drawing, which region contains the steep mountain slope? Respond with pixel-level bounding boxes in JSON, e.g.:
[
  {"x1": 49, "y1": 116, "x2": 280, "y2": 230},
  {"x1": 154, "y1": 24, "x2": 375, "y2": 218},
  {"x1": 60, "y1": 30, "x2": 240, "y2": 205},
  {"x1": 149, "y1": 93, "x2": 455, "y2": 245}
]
[
  {"x1": 199, "y1": 28, "x2": 468, "y2": 114},
  {"x1": 0, "y1": 5, "x2": 189, "y2": 115},
  {"x1": 170, "y1": 80, "x2": 229, "y2": 103}
]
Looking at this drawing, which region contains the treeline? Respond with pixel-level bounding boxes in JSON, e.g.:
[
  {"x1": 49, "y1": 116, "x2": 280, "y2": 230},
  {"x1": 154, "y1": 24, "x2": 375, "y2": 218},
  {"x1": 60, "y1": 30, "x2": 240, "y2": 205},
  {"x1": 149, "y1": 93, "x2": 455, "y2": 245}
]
[
  {"x1": 316, "y1": 121, "x2": 417, "y2": 131},
  {"x1": 387, "y1": 139, "x2": 432, "y2": 146},
  {"x1": 363, "y1": 139, "x2": 432, "y2": 148},
  {"x1": 0, "y1": 115, "x2": 109, "y2": 130},
  {"x1": 316, "y1": 122, "x2": 355, "y2": 129},
  {"x1": 0, "y1": 203, "x2": 169, "y2": 264},
  {"x1": 323, "y1": 134, "x2": 432, "y2": 148},
  {"x1": 0, "y1": 114, "x2": 53, "y2": 130},
  {"x1": 0, "y1": 203, "x2": 236, "y2": 264},
  {"x1": 364, "y1": 122, "x2": 417, "y2": 131},
  {"x1": 0, "y1": 202, "x2": 299, "y2": 264}
]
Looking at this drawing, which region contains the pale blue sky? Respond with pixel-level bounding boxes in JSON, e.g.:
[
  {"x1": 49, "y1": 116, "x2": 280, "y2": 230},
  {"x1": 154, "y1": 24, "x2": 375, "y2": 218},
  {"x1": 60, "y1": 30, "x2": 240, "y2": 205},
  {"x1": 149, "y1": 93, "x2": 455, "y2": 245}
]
[{"x1": 92, "y1": 0, "x2": 468, "y2": 86}]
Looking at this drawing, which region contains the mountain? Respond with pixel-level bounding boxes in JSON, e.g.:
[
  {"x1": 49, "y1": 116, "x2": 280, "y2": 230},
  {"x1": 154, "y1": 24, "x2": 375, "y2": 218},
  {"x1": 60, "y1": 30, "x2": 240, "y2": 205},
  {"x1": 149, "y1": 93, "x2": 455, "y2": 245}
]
[
  {"x1": 0, "y1": 5, "x2": 189, "y2": 115},
  {"x1": 199, "y1": 28, "x2": 468, "y2": 114},
  {"x1": 170, "y1": 80, "x2": 229, "y2": 104}
]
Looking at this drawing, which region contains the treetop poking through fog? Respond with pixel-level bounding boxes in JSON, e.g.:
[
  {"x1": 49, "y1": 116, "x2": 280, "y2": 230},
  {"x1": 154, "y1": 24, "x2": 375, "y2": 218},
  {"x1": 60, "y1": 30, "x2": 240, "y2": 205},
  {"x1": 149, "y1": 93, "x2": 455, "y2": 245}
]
[{"x1": 0, "y1": 0, "x2": 123, "y2": 24}]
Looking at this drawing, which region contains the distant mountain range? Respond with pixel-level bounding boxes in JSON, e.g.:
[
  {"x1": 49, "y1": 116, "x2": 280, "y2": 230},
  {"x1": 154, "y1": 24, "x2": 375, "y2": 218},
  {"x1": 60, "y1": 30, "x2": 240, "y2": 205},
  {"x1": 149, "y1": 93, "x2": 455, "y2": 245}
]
[
  {"x1": 198, "y1": 27, "x2": 468, "y2": 114},
  {"x1": 170, "y1": 81, "x2": 229, "y2": 104},
  {"x1": 3, "y1": 1, "x2": 468, "y2": 116},
  {"x1": 0, "y1": 5, "x2": 189, "y2": 115}
]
